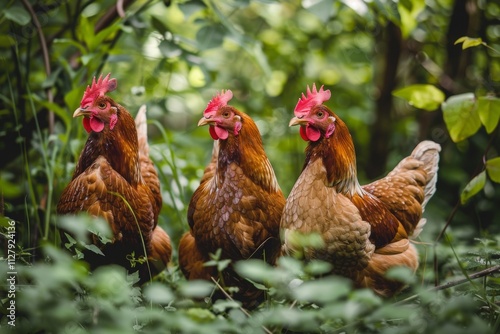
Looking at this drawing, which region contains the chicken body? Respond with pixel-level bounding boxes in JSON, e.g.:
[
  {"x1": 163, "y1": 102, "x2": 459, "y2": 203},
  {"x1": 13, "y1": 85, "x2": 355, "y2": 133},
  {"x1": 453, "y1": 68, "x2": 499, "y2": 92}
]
[
  {"x1": 179, "y1": 90, "x2": 285, "y2": 307},
  {"x1": 57, "y1": 75, "x2": 171, "y2": 282},
  {"x1": 281, "y1": 85, "x2": 440, "y2": 296}
]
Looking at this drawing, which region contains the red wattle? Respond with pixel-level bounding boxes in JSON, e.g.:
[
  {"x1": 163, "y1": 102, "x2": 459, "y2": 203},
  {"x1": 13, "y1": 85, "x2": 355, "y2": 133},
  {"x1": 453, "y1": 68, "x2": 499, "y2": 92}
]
[
  {"x1": 90, "y1": 117, "x2": 105, "y2": 132},
  {"x1": 214, "y1": 126, "x2": 228, "y2": 140},
  {"x1": 305, "y1": 125, "x2": 321, "y2": 142},
  {"x1": 83, "y1": 117, "x2": 92, "y2": 133},
  {"x1": 299, "y1": 126, "x2": 309, "y2": 141},
  {"x1": 209, "y1": 126, "x2": 219, "y2": 140}
]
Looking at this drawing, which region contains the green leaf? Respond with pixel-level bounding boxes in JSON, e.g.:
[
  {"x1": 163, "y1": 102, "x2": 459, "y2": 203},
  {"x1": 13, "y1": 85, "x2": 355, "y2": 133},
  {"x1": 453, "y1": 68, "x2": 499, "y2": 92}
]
[
  {"x1": 393, "y1": 84, "x2": 445, "y2": 111},
  {"x1": 178, "y1": 280, "x2": 214, "y2": 298},
  {"x1": 0, "y1": 34, "x2": 16, "y2": 47},
  {"x1": 397, "y1": 0, "x2": 425, "y2": 38},
  {"x1": 158, "y1": 39, "x2": 182, "y2": 58},
  {"x1": 143, "y1": 282, "x2": 175, "y2": 304},
  {"x1": 477, "y1": 96, "x2": 500, "y2": 134},
  {"x1": 486, "y1": 157, "x2": 500, "y2": 183},
  {"x1": 460, "y1": 170, "x2": 486, "y2": 204},
  {"x1": 234, "y1": 259, "x2": 274, "y2": 283},
  {"x1": 196, "y1": 25, "x2": 225, "y2": 50},
  {"x1": 303, "y1": 0, "x2": 335, "y2": 23},
  {"x1": 442, "y1": 93, "x2": 481, "y2": 142},
  {"x1": 3, "y1": 6, "x2": 31, "y2": 25},
  {"x1": 455, "y1": 36, "x2": 484, "y2": 49},
  {"x1": 293, "y1": 276, "x2": 352, "y2": 304}
]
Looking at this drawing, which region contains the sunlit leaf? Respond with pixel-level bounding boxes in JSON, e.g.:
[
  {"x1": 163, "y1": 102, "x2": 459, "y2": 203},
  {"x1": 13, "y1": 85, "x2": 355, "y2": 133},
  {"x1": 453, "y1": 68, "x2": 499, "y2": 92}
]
[
  {"x1": 454, "y1": 36, "x2": 484, "y2": 49},
  {"x1": 442, "y1": 93, "x2": 480, "y2": 142},
  {"x1": 393, "y1": 84, "x2": 445, "y2": 111},
  {"x1": 397, "y1": 0, "x2": 425, "y2": 38},
  {"x1": 460, "y1": 170, "x2": 486, "y2": 204},
  {"x1": 477, "y1": 96, "x2": 500, "y2": 134},
  {"x1": 486, "y1": 157, "x2": 500, "y2": 183}
]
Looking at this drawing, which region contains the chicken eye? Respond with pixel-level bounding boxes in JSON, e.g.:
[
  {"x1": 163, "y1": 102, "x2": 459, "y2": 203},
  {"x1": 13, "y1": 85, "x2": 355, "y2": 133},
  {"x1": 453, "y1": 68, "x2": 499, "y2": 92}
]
[
  {"x1": 98, "y1": 102, "x2": 106, "y2": 109},
  {"x1": 222, "y1": 111, "x2": 231, "y2": 118},
  {"x1": 317, "y1": 111, "x2": 324, "y2": 118}
]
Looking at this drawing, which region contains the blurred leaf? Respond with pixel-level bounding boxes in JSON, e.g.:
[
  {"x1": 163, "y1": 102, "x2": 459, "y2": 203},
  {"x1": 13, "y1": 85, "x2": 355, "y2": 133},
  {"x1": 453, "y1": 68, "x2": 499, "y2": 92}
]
[
  {"x1": 0, "y1": 34, "x2": 16, "y2": 47},
  {"x1": 151, "y1": 15, "x2": 169, "y2": 35},
  {"x1": 186, "y1": 308, "x2": 216, "y2": 322},
  {"x1": 385, "y1": 266, "x2": 416, "y2": 284},
  {"x1": 393, "y1": 84, "x2": 445, "y2": 111},
  {"x1": 461, "y1": 171, "x2": 486, "y2": 204},
  {"x1": 3, "y1": 6, "x2": 31, "y2": 25},
  {"x1": 178, "y1": 280, "x2": 214, "y2": 298},
  {"x1": 57, "y1": 214, "x2": 112, "y2": 245},
  {"x1": 303, "y1": 0, "x2": 335, "y2": 23},
  {"x1": 178, "y1": 0, "x2": 206, "y2": 18},
  {"x1": 159, "y1": 39, "x2": 183, "y2": 58},
  {"x1": 293, "y1": 276, "x2": 351, "y2": 304},
  {"x1": 304, "y1": 260, "x2": 333, "y2": 276},
  {"x1": 234, "y1": 259, "x2": 274, "y2": 283},
  {"x1": 196, "y1": 25, "x2": 225, "y2": 50},
  {"x1": 143, "y1": 282, "x2": 175, "y2": 304},
  {"x1": 486, "y1": 157, "x2": 500, "y2": 183},
  {"x1": 477, "y1": 96, "x2": 500, "y2": 134},
  {"x1": 455, "y1": 36, "x2": 484, "y2": 49},
  {"x1": 442, "y1": 93, "x2": 480, "y2": 142},
  {"x1": 397, "y1": 0, "x2": 425, "y2": 38}
]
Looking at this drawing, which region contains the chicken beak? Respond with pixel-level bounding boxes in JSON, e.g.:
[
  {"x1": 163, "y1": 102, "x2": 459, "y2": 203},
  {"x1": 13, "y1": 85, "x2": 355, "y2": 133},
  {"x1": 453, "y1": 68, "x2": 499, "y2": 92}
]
[
  {"x1": 289, "y1": 117, "x2": 308, "y2": 127},
  {"x1": 73, "y1": 108, "x2": 90, "y2": 118},
  {"x1": 198, "y1": 116, "x2": 215, "y2": 127}
]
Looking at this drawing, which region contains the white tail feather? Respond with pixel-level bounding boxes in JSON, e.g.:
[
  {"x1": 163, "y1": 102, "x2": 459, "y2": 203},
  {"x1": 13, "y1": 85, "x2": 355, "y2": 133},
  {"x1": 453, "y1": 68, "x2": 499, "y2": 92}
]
[{"x1": 411, "y1": 140, "x2": 441, "y2": 210}]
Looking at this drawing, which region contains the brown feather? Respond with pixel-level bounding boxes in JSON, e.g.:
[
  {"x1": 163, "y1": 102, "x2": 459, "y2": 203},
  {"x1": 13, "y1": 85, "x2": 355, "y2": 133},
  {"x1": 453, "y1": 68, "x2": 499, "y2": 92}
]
[
  {"x1": 282, "y1": 101, "x2": 440, "y2": 297},
  {"x1": 180, "y1": 105, "x2": 285, "y2": 308},
  {"x1": 58, "y1": 100, "x2": 171, "y2": 283}
]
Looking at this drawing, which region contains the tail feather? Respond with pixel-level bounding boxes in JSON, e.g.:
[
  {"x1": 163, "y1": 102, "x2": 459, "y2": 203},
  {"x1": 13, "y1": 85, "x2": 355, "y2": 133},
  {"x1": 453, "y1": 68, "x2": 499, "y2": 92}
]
[
  {"x1": 410, "y1": 140, "x2": 441, "y2": 210},
  {"x1": 135, "y1": 105, "x2": 149, "y2": 158},
  {"x1": 135, "y1": 105, "x2": 162, "y2": 218}
]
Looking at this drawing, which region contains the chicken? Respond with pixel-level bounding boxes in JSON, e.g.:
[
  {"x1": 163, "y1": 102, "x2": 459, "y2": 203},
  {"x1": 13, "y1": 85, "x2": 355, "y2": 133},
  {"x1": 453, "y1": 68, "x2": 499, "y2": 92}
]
[
  {"x1": 57, "y1": 74, "x2": 171, "y2": 282},
  {"x1": 281, "y1": 84, "x2": 440, "y2": 296},
  {"x1": 178, "y1": 90, "x2": 285, "y2": 307}
]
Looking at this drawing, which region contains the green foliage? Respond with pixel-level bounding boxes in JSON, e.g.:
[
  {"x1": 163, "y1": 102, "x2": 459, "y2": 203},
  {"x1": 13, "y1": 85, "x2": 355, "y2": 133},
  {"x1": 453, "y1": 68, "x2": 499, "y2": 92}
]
[
  {"x1": 393, "y1": 84, "x2": 445, "y2": 111},
  {"x1": 1, "y1": 0, "x2": 500, "y2": 333}
]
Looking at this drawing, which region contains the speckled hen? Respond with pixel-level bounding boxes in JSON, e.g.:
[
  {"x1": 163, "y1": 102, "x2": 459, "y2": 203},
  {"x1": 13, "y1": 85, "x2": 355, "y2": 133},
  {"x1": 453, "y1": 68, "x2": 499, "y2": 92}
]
[
  {"x1": 57, "y1": 74, "x2": 171, "y2": 283},
  {"x1": 281, "y1": 84, "x2": 440, "y2": 296},
  {"x1": 178, "y1": 90, "x2": 285, "y2": 307}
]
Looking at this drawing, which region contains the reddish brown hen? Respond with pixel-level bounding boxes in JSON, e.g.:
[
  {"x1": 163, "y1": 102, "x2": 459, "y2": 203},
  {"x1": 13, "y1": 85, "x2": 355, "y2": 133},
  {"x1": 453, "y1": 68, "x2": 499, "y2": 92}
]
[
  {"x1": 57, "y1": 74, "x2": 171, "y2": 282},
  {"x1": 179, "y1": 90, "x2": 285, "y2": 307},
  {"x1": 281, "y1": 84, "x2": 440, "y2": 296}
]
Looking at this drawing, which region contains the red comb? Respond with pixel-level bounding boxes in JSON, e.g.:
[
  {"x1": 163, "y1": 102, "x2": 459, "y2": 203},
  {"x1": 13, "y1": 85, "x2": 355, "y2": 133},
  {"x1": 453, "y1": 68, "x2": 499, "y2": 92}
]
[
  {"x1": 204, "y1": 90, "x2": 233, "y2": 117},
  {"x1": 80, "y1": 73, "x2": 117, "y2": 108},
  {"x1": 294, "y1": 84, "x2": 331, "y2": 117}
]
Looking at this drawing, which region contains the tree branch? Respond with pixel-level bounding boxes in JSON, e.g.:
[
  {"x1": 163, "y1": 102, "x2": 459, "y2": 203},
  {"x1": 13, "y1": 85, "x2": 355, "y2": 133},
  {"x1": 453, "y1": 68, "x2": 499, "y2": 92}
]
[{"x1": 433, "y1": 264, "x2": 500, "y2": 291}]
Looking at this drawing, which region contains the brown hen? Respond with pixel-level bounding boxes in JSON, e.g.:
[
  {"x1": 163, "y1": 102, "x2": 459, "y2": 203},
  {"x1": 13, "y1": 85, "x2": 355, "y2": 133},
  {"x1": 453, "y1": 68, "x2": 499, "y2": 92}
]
[
  {"x1": 178, "y1": 90, "x2": 285, "y2": 307},
  {"x1": 281, "y1": 84, "x2": 440, "y2": 296},
  {"x1": 57, "y1": 74, "x2": 171, "y2": 282}
]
